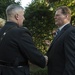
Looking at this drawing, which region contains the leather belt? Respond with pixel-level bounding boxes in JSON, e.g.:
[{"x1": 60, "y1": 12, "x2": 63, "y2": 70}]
[{"x1": 0, "y1": 60, "x2": 27, "y2": 68}]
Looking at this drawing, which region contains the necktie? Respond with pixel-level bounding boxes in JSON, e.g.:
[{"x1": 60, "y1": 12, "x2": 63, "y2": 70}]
[{"x1": 56, "y1": 29, "x2": 60, "y2": 36}]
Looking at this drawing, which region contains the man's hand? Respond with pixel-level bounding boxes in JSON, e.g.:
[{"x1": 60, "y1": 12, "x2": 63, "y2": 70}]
[{"x1": 44, "y1": 55, "x2": 48, "y2": 66}]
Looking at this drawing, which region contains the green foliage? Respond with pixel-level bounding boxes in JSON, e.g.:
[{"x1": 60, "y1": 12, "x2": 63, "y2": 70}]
[
  {"x1": 30, "y1": 68, "x2": 47, "y2": 75},
  {"x1": 30, "y1": 64, "x2": 48, "y2": 75},
  {"x1": 0, "y1": 0, "x2": 20, "y2": 19},
  {"x1": 25, "y1": 0, "x2": 55, "y2": 54}
]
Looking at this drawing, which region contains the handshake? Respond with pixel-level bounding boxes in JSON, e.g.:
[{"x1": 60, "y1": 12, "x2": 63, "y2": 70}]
[{"x1": 44, "y1": 55, "x2": 48, "y2": 65}]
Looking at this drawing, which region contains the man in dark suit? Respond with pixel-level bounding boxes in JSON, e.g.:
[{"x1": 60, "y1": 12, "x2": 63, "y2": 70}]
[
  {"x1": 47, "y1": 6, "x2": 75, "y2": 75},
  {"x1": 0, "y1": 4, "x2": 48, "y2": 75}
]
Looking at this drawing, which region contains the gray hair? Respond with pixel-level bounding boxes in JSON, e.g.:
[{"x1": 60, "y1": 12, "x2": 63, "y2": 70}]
[{"x1": 6, "y1": 4, "x2": 24, "y2": 18}]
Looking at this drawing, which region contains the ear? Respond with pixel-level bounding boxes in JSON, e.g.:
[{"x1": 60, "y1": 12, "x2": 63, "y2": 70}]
[{"x1": 15, "y1": 14, "x2": 19, "y2": 20}]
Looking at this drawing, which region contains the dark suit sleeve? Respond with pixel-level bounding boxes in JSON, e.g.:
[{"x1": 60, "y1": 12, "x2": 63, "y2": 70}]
[
  {"x1": 19, "y1": 28, "x2": 46, "y2": 68},
  {"x1": 63, "y1": 29, "x2": 75, "y2": 75}
]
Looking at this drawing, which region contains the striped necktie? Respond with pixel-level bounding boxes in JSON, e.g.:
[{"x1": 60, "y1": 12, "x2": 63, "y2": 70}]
[{"x1": 56, "y1": 29, "x2": 60, "y2": 36}]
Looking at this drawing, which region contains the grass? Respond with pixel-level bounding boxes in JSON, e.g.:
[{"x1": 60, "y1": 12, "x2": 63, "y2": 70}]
[{"x1": 30, "y1": 63, "x2": 48, "y2": 75}]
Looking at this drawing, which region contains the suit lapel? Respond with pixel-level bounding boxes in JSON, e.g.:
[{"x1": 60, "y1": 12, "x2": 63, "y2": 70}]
[{"x1": 48, "y1": 24, "x2": 71, "y2": 52}]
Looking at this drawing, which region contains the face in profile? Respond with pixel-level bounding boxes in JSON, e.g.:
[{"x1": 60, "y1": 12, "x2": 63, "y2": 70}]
[{"x1": 54, "y1": 9, "x2": 66, "y2": 27}]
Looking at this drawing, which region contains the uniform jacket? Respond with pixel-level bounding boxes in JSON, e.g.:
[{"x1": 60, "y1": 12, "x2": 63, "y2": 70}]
[
  {"x1": 47, "y1": 24, "x2": 75, "y2": 75},
  {"x1": 0, "y1": 22, "x2": 46, "y2": 75}
]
